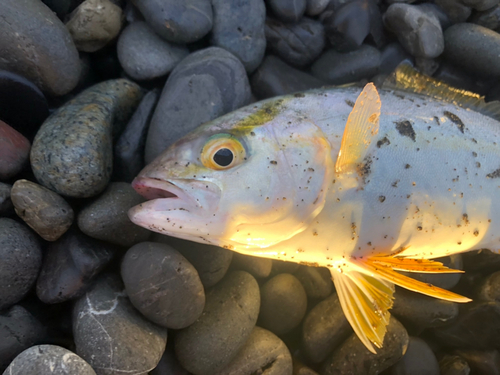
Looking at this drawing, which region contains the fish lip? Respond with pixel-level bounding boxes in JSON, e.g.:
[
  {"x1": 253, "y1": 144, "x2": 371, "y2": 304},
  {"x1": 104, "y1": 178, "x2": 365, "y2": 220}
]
[{"x1": 132, "y1": 176, "x2": 185, "y2": 201}]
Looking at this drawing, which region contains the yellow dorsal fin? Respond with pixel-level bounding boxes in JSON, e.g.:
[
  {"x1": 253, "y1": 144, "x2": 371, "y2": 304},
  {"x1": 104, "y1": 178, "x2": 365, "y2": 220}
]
[
  {"x1": 369, "y1": 256, "x2": 465, "y2": 274},
  {"x1": 335, "y1": 83, "x2": 381, "y2": 175}
]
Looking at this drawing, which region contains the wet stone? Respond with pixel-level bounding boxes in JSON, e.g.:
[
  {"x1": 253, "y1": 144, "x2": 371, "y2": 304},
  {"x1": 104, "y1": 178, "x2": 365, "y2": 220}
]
[
  {"x1": 306, "y1": 0, "x2": 330, "y2": 16},
  {"x1": 267, "y1": 0, "x2": 307, "y2": 22},
  {"x1": 0, "y1": 121, "x2": 30, "y2": 180},
  {"x1": 271, "y1": 259, "x2": 301, "y2": 275},
  {"x1": 416, "y1": 3, "x2": 452, "y2": 29},
  {"x1": 11, "y1": 179, "x2": 74, "y2": 241},
  {"x1": 439, "y1": 354, "x2": 471, "y2": 375},
  {"x1": 389, "y1": 337, "x2": 440, "y2": 375},
  {"x1": 462, "y1": 249, "x2": 500, "y2": 273},
  {"x1": 293, "y1": 265, "x2": 333, "y2": 299},
  {"x1": 78, "y1": 182, "x2": 150, "y2": 247},
  {"x1": 0, "y1": 183, "x2": 13, "y2": 216},
  {"x1": 415, "y1": 57, "x2": 440, "y2": 76},
  {"x1": 231, "y1": 253, "x2": 273, "y2": 278},
  {"x1": 3, "y1": 345, "x2": 96, "y2": 375},
  {"x1": 461, "y1": 0, "x2": 499, "y2": 11},
  {"x1": 452, "y1": 349, "x2": 500, "y2": 375},
  {"x1": 150, "y1": 345, "x2": 189, "y2": 375},
  {"x1": 470, "y1": 5, "x2": 500, "y2": 30},
  {"x1": 380, "y1": 42, "x2": 413, "y2": 75},
  {"x1": 435, "y1": 0, "x2": 472, "y2": 23},
  {"x1": 175, "y1": 271, "x2": 260, "y2": 375},
  {"x1": 476, "y1": 270, "x2": 500, "y2": 302},
  {"x1": 31, "y1": 79, "x2": 143, "y2": 198}
]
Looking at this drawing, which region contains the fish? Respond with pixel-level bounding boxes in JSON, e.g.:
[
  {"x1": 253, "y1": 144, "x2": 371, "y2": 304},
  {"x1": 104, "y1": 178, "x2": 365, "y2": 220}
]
[{"x1": 128, "y1": 63, "x2": 500, "y2": 353}]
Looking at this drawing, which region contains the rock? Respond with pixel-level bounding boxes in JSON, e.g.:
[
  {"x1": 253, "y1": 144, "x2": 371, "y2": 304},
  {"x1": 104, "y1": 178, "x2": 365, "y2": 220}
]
[
  {"x1": 416, "y1": 3, "x2": 451, "y2": 29},
  {"x1": 117, "y1": 22, "x2": 189, "y2": 81},
  {"x1": 461, "y1": 0, "x2": 499, "y2": 11},
  {"x1": 0, "y1": 183, "x2": 13, "y2": 216},
  {"x1": 321, "y1": 316, "x2": 409, "y2": 375},
  {"x1": 444, "y1": 23, "x2": 500, "y2": 78},
  {"x1": 306, "y1": 0, "x2": 330, "y2": 16},
  {"x1": 476, "y1": 271, "x2": 500, "y2": 302},
  {"x1": 434, "y1": 62, "x2": 490, "y2": 94},
  {"x1": 73, "y1": 274, "x2": 167, "y2": 375},
  {"x1": 3, "y1": 345, "x2": 96, "y2": 375},
  {"x1": 415, "y1": 57, "x2": 440, "y2": 76},
  {"x1": 77, "y1": 182, "x2": 151, "y2": 247},
  {"x1": 0, "y1": 121, "x2": 30, "y2": 180},
  {"x1": 384, "y1": 3, "x2": 444, "y2": 59},
  {"x1": 131, "y1": 0, "x2": 213, "y2": 44},
  {"x1": 294, "y1": 266, "x2": 333, "y2": 299},
  {"x1": 42, "y1": 0, "x2": 73, "y2": 19},
  {"x1": 150, "y1": 346, "x2": 190, "y2": 375},
  {"x1": 470, "y1": 5, "x2": 500, "y2": 30},
  {"x1": 311, "y1": 45, "x2": 381, "y2": 85},
  {"x1": 251, "y1": 55, "x2": 325, "y2": 99},
  {"x1": 216, "y1": 327, "x2": 293, "y2": 375},
  {"x1": 211, "y1": 0, "x2": 266, "y2": 73},
  {"x1": 267, "y1": 0, "x2": 306, "y2": 22},
  {"x1": 259, "y1": 273, "x2": 307, "y2": 335},
  {"x1": 31, "y1": 79, "x2": 143, "y2": 198},
  {"x1": 439, "y1": 354, "x2": 471, "y2": 375},
  {"x1": 265, "y1": 17, "x2": 324, "y2": 68},
  {"x1": 11, "y1": 179, "x2": 74, "y2": 241},
  {"x1": 36, "y1": 229, "x2": 116, "y2": 304},
  {"x1": 380, "y1": 42, "x2": 413, "y2": 75},
  {"x1": 0, "y1": 218, "x2": 41, "y2": 311},
  {"x1": 66, "y1": 0, "x2": 123, "y2": 53},
  {"x1": 231, "y1": 253, "x2": 273, "y2": 278},
  {"x1": 0, "y1": 0, "x2": 80, "y2": 96},
  {"x1": 452, "y1": 349, "x2": 500, "y2": 375},
  {"x1": 302, "y1": 293, "x2": 352, "y2": 363},
  {"x1": 145, "y1": 47, "x2": 251, "y2": 163},
  {"x1": 175, "y1": 271, "x2": 260, "y2": 375},
  {"x1": 463, "y1": 249, "x2": 500, "y2": 273},
  {"x1": 435, "y1": 0, "x2": 472, "y2": 23},
  {"x1": 271, "y1": 259, "x2": 301, "y2": 275},
  {"x1": 389, "y1": 337, "x2": 440, "y2": 375}
]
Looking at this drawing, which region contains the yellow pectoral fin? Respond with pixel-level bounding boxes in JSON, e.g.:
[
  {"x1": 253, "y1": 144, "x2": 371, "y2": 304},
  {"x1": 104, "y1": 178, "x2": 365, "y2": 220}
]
[{"x1": 368, "y1": 256, "x2": 465, "y2": 274}]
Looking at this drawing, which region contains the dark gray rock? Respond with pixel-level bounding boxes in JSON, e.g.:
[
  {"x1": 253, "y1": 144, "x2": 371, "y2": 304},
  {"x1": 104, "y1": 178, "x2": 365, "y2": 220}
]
[
  {"x1": 175, "y1": 271, "x2": 260, "y2": 375},
  {"x1": 452, "y1": 350, "x2": 500, "y2": 375},
  {"x1": 380, "y1": 42, "x2": 413, "y2": 75},
  {"x1": 0, "y1": 0, "x2": 80, "y2": 96},
  {"x1": 150, "y1": 346, "x2": 190, "y2": 375},
  {"x1": 415, "y1": 57, "x2": 440, "y2": 76},
  {"x1": 434, "y1": 62, "x2": 490, "y2": 94},
  {"x1": 0, "y1": 121, "x2": 30, "y2": 180},
  {"x1": 439, "y1": 354, "x2": 471, "y2": 375},
  {"x1": 231, "y1": 253, "x2": 273, "y2": 278},
  {"x1": 435, "y1": 0, "x2": 472, "y2": 23},
  {"x1": 416, "y1": 3, "x2": 451, "y2": 30},
  {"x1": 389, "y1": 337, "x2": 440, "y2": 375},
  {"x1": 41, "y1": 0, "x2": 73, "y2": 19},
  {"x1": 131, "y1": 0, "x2": 213, "y2": 44},
  {"x1": 306, "y1": 0, "x2": 330, "y2": 16},
  {"x1": 73, "y1": 274, "x2": 167, "y2": 375},
  {"x1": 476, "y1": 271, "x2": 500, "y2": 302},
  {"x1": 294, "y1": 266, "x2": 333, "y2": 299},
  {"x1": 3, "y1": 345, "x2": 96, "y2": 375},
  {"x1": 36, "y1": 229, "x2": 116, "y2": 304},
  {"x1": 0, "y1": 183, "x2": 13, "y2": 216},
  {"x1": 77, "y1": 182, "x2": 151, "y2": 247},
  {"x1": 463, "y1": 249, "x2": 500, "y2": 273},
  {"x1": 31, "y1": 79, "x2": 143, "y2": 198},
  {"x1": 0, "y1": 218, "x2": 41, "y2": 311},
  {"x1": 461, "y1": 0, "x2": 498, "y2": 11},
  {"x1": 267, "y1": 0, "x2": 306, "y2": 22},
  {"x1": 271, "y1": 259, "x2": 301, "y2": 275},
  {"x1": 470, "y1": 5, "x2": 500, "y2": 30},
  {"x1": 117, "y1": 22, "x2": 189, "y2": 81}
]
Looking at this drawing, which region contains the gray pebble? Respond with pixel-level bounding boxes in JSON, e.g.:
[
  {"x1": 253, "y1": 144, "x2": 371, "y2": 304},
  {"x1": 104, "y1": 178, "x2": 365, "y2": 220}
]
[
  {"x1": 461, "y1": 0, "x2": 498, "y2": 11},
  {"x1": 73, "y1": 274, "x2": 167, "y2": 375},
  {"x1": 439, "y1": 354, "x2": 471, "y2": 375},
  {"x1": 117, "y1": 22, "x2": 189, "y2": 81},
  {"x1": 231, "y1": 253, "x2": 273, "y2": 278},
  {"x1": 78, "y1": 182, "x2": 151, "y2": 247},
  {"x1": 3, "y1": 345, "x2": 96, "y2": 375},
  {"x1": 476, "y1": 270, "x2": 500, "y2": 302},
  {"x1": 416, "y1": 3, "x2": 452, "y2": 29},
  {"x1": 435, "y1": 0, "x2": 472, "y2": 23},
  {"x1": 415, "y1": 57, "x2": 440, "y2": 76},
  {"x1": 150, "y1": 346, "x2": 189, "y2": 375},
  {"x1": 271, "y1": 259, "x2": 301, "y2": 275},
  {"x1": 380, "y1": 42, "x2": 413, "y2": 75},
  {"x1": 11, "y1": 179, "x2": 74, "y2": 241},
  {"x1": 389, "y1": 337, "x2": 440, "y2": 375},
  {"x1": 294, "y1": 265, "x2": 333, "y2": 299},
  {"x1": 0, "y1": 120, "x2": 30, "y2": 180},
  {"x1": 453, "y1": 349, "x2": 500, "y2": 374},
  {"x1": 471, "y1": 5, "x2": 500, "y2": 30},
  {"x1": 267, "y1": 0, "x2": 306, "y2": 22},
  {"x1": 306, "y1": 0, "x2": 330, "y2": 16},
  {"x1": 31, "y1": 79, "x2": 143, "y2": 198},
  {"x1": 0, "y1": 183, "x2": 13, "y2": 216},
  {"x1": 0, "y1": 218, "x2": 41, "y2": 311},
  {"x1": 175, "y1": 271, "x2": 260, "y2": 375}
]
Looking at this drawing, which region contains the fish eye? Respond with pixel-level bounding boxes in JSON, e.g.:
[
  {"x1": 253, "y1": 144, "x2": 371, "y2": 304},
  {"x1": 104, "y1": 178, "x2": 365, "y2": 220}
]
[
  {"x1": 201, "y1": 134, "x2": 246, "y2": 170},
  {"x1": 213, "y1": 148, "x2": 233, "y2": 167}
]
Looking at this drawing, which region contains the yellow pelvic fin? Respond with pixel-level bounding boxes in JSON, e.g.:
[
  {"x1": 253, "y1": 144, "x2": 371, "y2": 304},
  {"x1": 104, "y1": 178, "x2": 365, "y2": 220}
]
[
  {"x1": 335, "y1": 82, "x2": 381, "y2": 175},
  {"x1": 368, "y1": 256, "x2": 465, "y2": 274}
]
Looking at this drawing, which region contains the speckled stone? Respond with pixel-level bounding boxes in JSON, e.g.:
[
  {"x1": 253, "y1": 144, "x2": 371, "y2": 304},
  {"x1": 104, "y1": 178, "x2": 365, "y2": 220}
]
[
  {"x1": 0, "y1": 0, "x2": 80, "y2": 96},
  {"x1": 294, "y1": 265, "x2": 333, "y2": 299},
  {"x1": 231, "y1": 253, "x2": 273, "y2": 278},
  {"x1": 389, "y1": 337, "x2": 440, "y2": 375},
  {"x1": 451, "y1": 350, "x2": 500, "y2": 374},
  {"x1": 11, "y1": 179, "x2": 74, "y2": 241},
  {"x1": 31, "y1": 79, "x2": 143, "y2": 198},
  {"x1": 0, "y1": 120, "x2": 30, "y2": 180},
  {"x1": 439, "y1": 354, "x2": 471, "y2": 375},
  {"x1": 0, "y1": 183, "x2": 13, "y2": 216},
  {"x1": 476, "y1": 270, "x2": 500, "y2": 302}
]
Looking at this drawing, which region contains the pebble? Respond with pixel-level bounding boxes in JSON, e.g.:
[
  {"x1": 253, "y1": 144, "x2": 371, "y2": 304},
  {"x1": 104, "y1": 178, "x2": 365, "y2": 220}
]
[
  {"x1": 42, "y1": 0, "x2": 73, "y2": 19},
  {"x1": 384, "y1": 4, "x2": 444, "y2": 59},
  {"x1": 416, "y1": 3, "x2": 452, "y2": 29},
  {"x1": 215, "y1": 327, "x2": 293, "y2": 375},
  {"x1": 389, "y1": 337, "x2": 440, "y2": 375},
  {"x1": 11, "y1": 179, "x2": 74, "y2": 241},
  {"x1": 3, "y1": 345, "x2": 96, "y2": 375},
  {"x1": 265, "y1": 17, "x2": 325, "y2": 68},
  {"x1": 311, "y1": 45, "x2": 381, "y2": 85},
  {"x1": 259, "y1": 273, "x2": 308, "y2": 335},
  {"x1": 145, "y1": 47, "x2": 251, "y2": 163},
  {"x1": 36, "y1": 229, "x2": 116, "y2": 304},
  {"x1": 271, "y1": 259, "x2": 301, "y2": 275},
  {"x1": 306, "y1": 0, "x2": 330, "y2": 16},
  {"x1": 131, "y1": 0, "x2": 213, "y2": 44},
  {"x1": 150, "y1": 346, "x2": 190, "y2": 375},
  {"x1": 251, "y1": 55, "x2": 325, "y2": 99},
  {"x1": 0, "y1": 0, "x2": 81, "y2": 96},
  {"x1": 231, "y1": 253, "x2": 273, "y2": 278},
  {"x1": 66, "y1": 0, "x2": 123, "y2": 53},
  {"x1": 77, "y1": 182, "x2": 151, "y2": 247},
  {"x1": 267, "y1": 0, "x2": 307, "y2": 23},
  {"x1": 379, "y1": 42, "x2": 413, "y2": 75},
  {"x1": 0, "y1": 121, "x2": 30, "y2": 180},
  {"x1": 470, "y1": 5, "x2": 500, "y2": 30},
  {"x1": 293, "y1": 266, "x2": 333, "y2": 299},
  {"x1": 461, "y1": 0, "x2": 499, "y2": 11},
  {"x1": 321, "y1": 316, "x2": 409, "y2": 375},
  {"x1": 415, "y1": 57, "x2": 440, "y2": 76},
  {"x1": 301, "y1": 293, "x2": 351, "y2": 363},
  {"x1": 476, "y1": 270, "x2": 500, "y2": 302},
  {"x1": 211, "y1": 0, "x2": 266, "y2": 73},
  {"x1": 175, "y1": 271, "x2": 260, "y2": 375},
  {"x1": 0, "y1": 183, "x2": 13, "y2": 216},
  {"x1": 73, "y1": 274, "x2": 167, "y2": 375},
  {"x1": 121, "y1": 241, "x2": 205, "y2": 329},
  {"x1": 452, "y1": 349, "x2": 500, "y2": 375},
  {"x1": 462, "y1": 249, "x2": 500, "y2": 273},
  {"x1": 31, "y1": 79, "x2": 143, "y2": 198},
  {"x1": 439, "y1": 354, "x2": 471, "y2": 375},
  {"x1": 435, "y1": 0, "x2": 472, "y2": 23},
  {"x1": 117, "y1": 22, "x2": 189, "y2": 81},
  {"x1": 0, "y1": 218, "x2": 41, "y2": 311}
]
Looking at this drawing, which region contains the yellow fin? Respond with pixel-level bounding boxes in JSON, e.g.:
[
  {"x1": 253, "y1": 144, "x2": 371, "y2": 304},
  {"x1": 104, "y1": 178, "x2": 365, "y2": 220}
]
[
  {"x1": 335, "y1": 83, "x2": 381, "y2": 175},
  {"x1": 369, "y1": 256, "x2": 465, "y2": 274}
]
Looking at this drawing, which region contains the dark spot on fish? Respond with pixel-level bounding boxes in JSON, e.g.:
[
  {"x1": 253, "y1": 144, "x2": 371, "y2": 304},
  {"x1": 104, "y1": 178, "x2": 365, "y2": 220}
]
[
  {"x1": 294, "y1": 93, "x2": 305, "y2": 98},
  {"x1": 308, "y1": 167, "x2": 315, "y2": 172},
  {"x1": 476, "y1": 162, "x2": 481, "y2": 168},
  {"x1": 474, "y1": 230, "x2": 479, "y2": 237},
  {"x1": 379, "y1": 196, "x2": 386, "y2": 202},
  {"x1": 434, "y1": 116, "x2": 440, "y2": 125},
  {"x1": 462, "y1": 213, "x2": 469, "y2": 226},
  {"x1": 394, "y1": 120, "x2": 416, "y2": 142},
  {"x1": 392, "y1": 180, "x2": 399, "y2": 187},
  {"x1": 472, "y1": 151, "x2": 477, "y2": 157},
  {"x1": 345, "y1": 99, "x2": 355, "y2": 108},
  {"x1": 444, "y1": 111, "x2": 465, "y2": 133},
  {"x1": 486, "y1": 167, "x2": 500, "y2": 179},
  {"x1": 358, "y1": 157, "x2": 372, "y2": 183},
  {"x1": 417, "y1": 226, "x2": 422, "y2": 231},
  {"x1": 405, "y1": 164, "x2": 411, "y2": 169},
  {"x1": 250, "y1": 131, "x2": 256, "y2": 136},
  {"x1": 270, "y1": 160, "x2": 277, "y2": 165},
  {"x1": 376, "y1": 136, "x2": 390, "y2": 148},
  {"x1": 471, "y1": 138, "x2": 477, "y2": 144}
]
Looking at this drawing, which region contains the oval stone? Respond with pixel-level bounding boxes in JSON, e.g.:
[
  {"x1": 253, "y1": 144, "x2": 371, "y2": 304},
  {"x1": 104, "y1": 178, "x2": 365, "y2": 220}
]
[
  {"x1": 231, "y1": 253, "x2": 273, "y2": 278},
  {"x1": 0, "y1": 121, "x2": 30, "y2": 180}
]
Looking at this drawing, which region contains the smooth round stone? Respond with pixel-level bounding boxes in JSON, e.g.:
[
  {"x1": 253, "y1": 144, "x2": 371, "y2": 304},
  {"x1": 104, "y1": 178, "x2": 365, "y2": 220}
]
[
  {"x1": 390, "y1": 337, "x2": 440, "y2": 375},
  {"x1": 267, "y1": 0, "x2": 306, "y2": 22},
  {"x1": 293, "y1": 266, "x2": 333, "y2": 299},
  {"x1": 78, "y1": 182, "x2": 151, "y2": 247},
  {"x1": 150, "y1": 346, "x2": 189, "y2": 375},
  {"x1": 3, "y1": 345, "x2": 96, "y2": 375},
  {"x1": 470, "y1": 5, "x2": 500, "y2": 30},
  {"x1": 31, "y1": 79, "x2": 143, "y2": 198},
  {"x1": 439, "y1": 354, "x2": 471, "y2": 375},
  {"x1": 175, "y1": 271, "x2": 260, "y2": 375},
  {"x1": 321, "y1": 317, "x2": 409, "y2": 375},
  {"x1": 435, "y1": 0, "x2": 472, "y2": 23},
  {"x1": 216, "y1": 327, "x2": 292, "y2": 375},
  {"x1": 271, "y1": 259, "x2": 300, "y2": 275},
  {"x1": 231, "y1": 253, "x2": 273, "y2": 278},
  {"x1": 251, "y1": 55, "x2": 325, "y2": 100},
  {"x1": 477, "y1": 271, "x2": 500, "y2": 302},
  {"x1": 36, "y1": 229, "x2": 116, "y2": 304},
  {"x1": 380, "y1": 42, "x2": 413, "y2": 75},
  {"x1": 461, "y1": 0, "x2": 498, "y2": 11},
  {"x1": 73, "y1": 274, "x2": 167, "y2": 374},
  {"x1": 259, "y1": 273, "x2": 307, "y2": 335},
  {"x1": 0, "y1": 0, "x2": 80, "y2": 96},
  {"x1": 145, "y1": 47, "x2": 251, "y2": 163},
  {"x1": 0, "y1": 121, "x2": 30, "y2": 180},
  {"x1": 463, "y1": 249, "x2": 500, "y2": 273},
  {"x1": 311, "y1": 45, "x2": 381, "y2": 85},
  {"x1": 416, "y1": 3, "x2": 452, "y2": 29},
  {"x1": 444, "y1": 23, "x2": 500, "y2": 78},
  {"x1": 301, "y1": 293, "x2": 351, "y2": 363},
  {"x1": 41, "y1": 0, "x2": 73, "y2": 19},
  {"x1": 415, "y1": 57, "x2": 440, "y2": 76},
  {"x1": 0, "y1": 218, "x2": 41, "y2": 311},
  {"x1": 0, "y1": 183, "x2": 13, "y2": 216},
  {"x1": 0, "y1": 305, "x2": 45, "y2": 371},
  {"x1": 451, "y1": 350, "x2": 500, "y2": 374},
  {"x1": 11, "y1": 179, "x2": 74, "y2": 241},
  {"x1": 384, "y1": 4, "x2": 444, "y2": 59},
  {"x1": 306, "y1": 0, "x2": 330, "y2": 16},
  {"x1": 117, "y1": 22, "x2": 189, "y2": 81},
  {"x1": 434, "y1": 62, "x2": 490, "y2": 94},
  {"x1": 131, "y1": 0, "x2": 213, "y2": 44}
]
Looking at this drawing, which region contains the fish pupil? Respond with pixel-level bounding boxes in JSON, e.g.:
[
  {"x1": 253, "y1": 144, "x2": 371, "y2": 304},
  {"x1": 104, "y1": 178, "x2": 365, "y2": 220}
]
[{"x1": 213, "y1": 148, "x2": 233, "y2": 167}]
